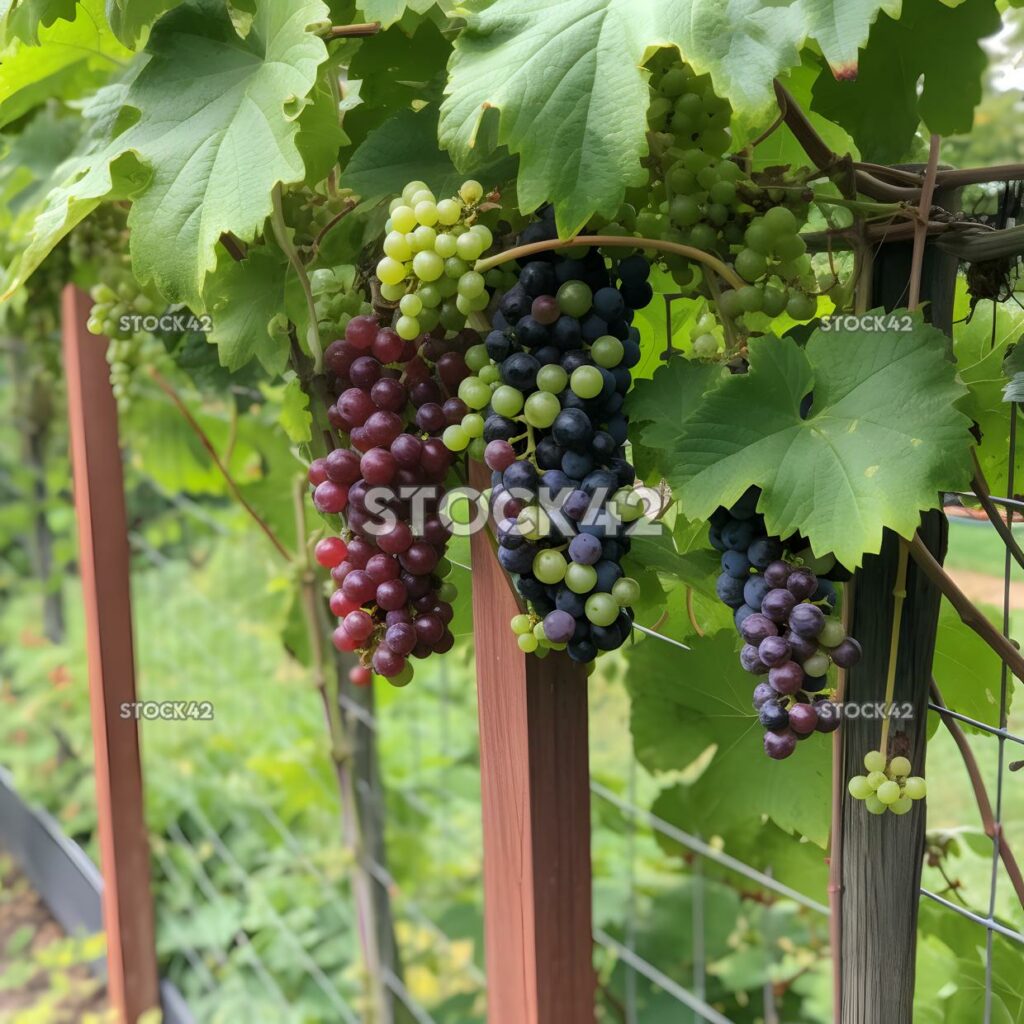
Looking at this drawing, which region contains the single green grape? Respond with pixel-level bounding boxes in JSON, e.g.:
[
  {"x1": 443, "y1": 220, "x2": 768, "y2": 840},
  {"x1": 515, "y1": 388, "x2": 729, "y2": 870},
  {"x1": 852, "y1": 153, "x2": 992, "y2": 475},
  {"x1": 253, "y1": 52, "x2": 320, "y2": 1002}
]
[
  {"x1": 418, "y1": 284, "x2": 442, "y2": 308},
  {"x1": 534, "y1": 549, "x2": 567, "y2": 584},
  {"x1": 517, "y1": 632, "x2": 539, "y2": 653},
  {"x1": 491, "y1": 385, "x2": 524, "y2": 417},
  {"x1": 890, "y1": 796, "x2": 913, "y2": 815},
  {"x1": 412, "y1": 251, "x2": 444, "y2": 282},
  {"x1": 866, "y1": 771, "x2": 888, "y2": 791},
  {"x1": 692, "y1": 333, "x2": 719, "y2": 358},
  {"x1": 462, "y1": 412, "x2": 485, "y2": 438},
  {"x1": 847, "y1": 775, "x2": 874, "y2": 800},
  {"x1": 436, "y1": 198, "x2": 462, "y2": 226},
  {"x1": 585, "y1": 592, "x2": 619, "y2": 626},
  {"x1": 904, "y1": 777, "x2": 927, "y2": 800},
  {"x1": 889, "y1": 756, "x2": 912, "y2": 778},
  {"x1": 556, "y1": 281, "x2": 593, "y2": 317},
  {"x1": 391, "y1": 206, "x2": 417, "y2": 233},
  {"x1": 864, "y1": 794, "x2": 887, "y2": 815},
  {"x1": 735, "y1": 248, "x2": 768, "y2": 283},
  {"x1": 458, "y1": 377, "x2": 492, "y2": 410},
  {"x1": 399, "y1": 293, "x2": 423, "y2": 317},
  {"x1": 537, "y1": 365, "x2": 568, "y2": 394},
  {"x1": 524, "y1": 391, "x2": 560, "y2": 428},
  {"x1": 396, "y1": 315, "x2": 420, "y2": 340},
  {"x1": 819, "y1": 620, "x2": 846, "y2": 648},
  {"x1": 465, "y1": 344, "x2": 490, "y2": 372},
  {"x1": 460, "y1": 180, "x2": 484, "y2": 204},
  {"x1": 876, "y1": 780, "x2": 902, "y2": 805},
  {"x1": 763, "y1": 205, "x2": 799, "y2": 236},
  {"x1": 459, "y1": 271, "x2": 486, "y2": 299},
  {"x1": 566, "y1": 563, "x2": 598, "y2": 595},
  {"x1": 787, "y1": 292, "x2": 817, "y2": 321},
  {"x1": 434, "y1": 233, "x2": 458, "y2": 258},
  {"x1": 414, "y1": 200, "x2": 439, "y2": 226},
  {"x1": 570, "y1": 365, "x2": 604, "y2": 399},
  {"x1": 511, "y1": 612, "x2": 533, "y2": 635},
  {"x1": 864, "y1": 750, "x2": 887, "y2": 774},
  {"x1": 479, "y1": 364, "x2": 500, "y2": 385},
  {"x1": 591, "y1": 336, "x2": 624, "y2": 368},
  {"x1": 443, "y1": 424, "x2": 470, "y2": 451},
  {"x1": 384, "y1": 231, "x2": 413, "y2": 261},
  {"x1": 377, "y1": 257, "x2": 407, "y2": 286},
  {"x1": 611, "y1": 577, "x2": 640, "y2": 606}
]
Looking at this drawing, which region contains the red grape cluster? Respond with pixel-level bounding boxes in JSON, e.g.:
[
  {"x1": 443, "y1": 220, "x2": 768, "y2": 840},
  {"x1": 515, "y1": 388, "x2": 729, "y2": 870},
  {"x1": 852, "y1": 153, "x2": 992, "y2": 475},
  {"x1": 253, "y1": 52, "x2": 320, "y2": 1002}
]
[{"x1": 307, "y1": 314, "x2": 461, "y2": 685}]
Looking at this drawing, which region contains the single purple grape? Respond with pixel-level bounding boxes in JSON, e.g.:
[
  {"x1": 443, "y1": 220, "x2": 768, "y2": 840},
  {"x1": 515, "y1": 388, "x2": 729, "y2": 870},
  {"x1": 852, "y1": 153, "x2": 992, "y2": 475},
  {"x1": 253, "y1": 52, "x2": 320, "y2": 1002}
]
[
  {"x1": 769, "y1": 660, "x2": 804, "y2": 696},
  {"x1": 761, "y1": 588, "x2": 797, "y2": 623},
  {"x1": 789, "y1": 602, "x2": 825, "y2": 639},
  {"x1": 752, "y1": 682, "x2": 775, "y2": 709},
  {"x1": 830, "y1": 638, "x2": 863, "y2": 668},
  {"x1": 787, "y1": 567, "x2": 818, "y2": 600},
  {"x1": 742, "y1": 574, "x2": 772, "y2": 610},
  {"x1": 763, "y1": 729, "x2": 798, "y2": 759},
  {"x1": 543, "y1": 609, "x2": 576, "y2": 645},
  {"x1": 740, "y1": 643, "x2": 769, "y2": 674},
  {"x1": 784, "y1": 630, "x2": 818, "y2": 663},
  {"x1": 758, "y1": 700, "x2": 790, "y2": 731},
  {"x1": 734, "y1": 604, "x2": 757, "y2": 632},
  {"x1": 764, "y1": 560, "x2": 792, "y2": 588},
  {"x1": 813, "y1": 699, "x2": 842, "y2": 733},
  {"x1": 789, "y1": 702, "x2": 819, "y2": 735},
  {"x1": 758, "y1": 634, "x2": 792, "y2": 667},
  {"x1": 741, "y1": 612, "x2": 778, "y2": 645}
]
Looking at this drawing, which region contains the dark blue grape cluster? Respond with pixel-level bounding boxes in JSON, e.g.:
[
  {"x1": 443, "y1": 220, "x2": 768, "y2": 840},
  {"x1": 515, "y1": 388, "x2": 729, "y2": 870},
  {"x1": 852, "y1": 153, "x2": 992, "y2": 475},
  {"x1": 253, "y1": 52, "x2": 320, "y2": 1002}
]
[
  {"x1": 712, "y1": 488, "x2": 858, "y2": 759},
  {"x1": 476, "y1": 213, "x2": 654, "y2": 662}
]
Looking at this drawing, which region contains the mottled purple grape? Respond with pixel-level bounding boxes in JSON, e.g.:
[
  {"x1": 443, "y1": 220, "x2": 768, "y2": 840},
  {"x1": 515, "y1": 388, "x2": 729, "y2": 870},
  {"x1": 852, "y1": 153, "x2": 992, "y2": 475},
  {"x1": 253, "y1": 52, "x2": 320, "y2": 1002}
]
[
  {"x1": 789, "y1": 602, "x2": 825, "y2": 638},
  {"x1": 764, "y1": 560, "x2": 792, "y2": 588},
  {"x1": 758, "y1": 634, "x2": 792, "y2": 667},
  {"x1": 740, "y1": 643, "x2": 769, "y2": 675},
  {"x1": 788, "y1": 702, "x2": 818, "y2": 735},
  {"x1": 763, "y1": 729, "x2": 798, "y2": 759},
  {"x1": 830, "y1": 637, "x2": 863, "y2": 668},
  {"x1": 769, "y1": 660, "x2": 805, "y2": 696},
  {"x1": 761, "y1": 587, "x2": 797, "y2": 623},
  {"x1": 740, "y1": 612, "x2": 778, "y2": 645},
  {"x1": 786, "y1": 567, "x2": 818, "y2": 600}
]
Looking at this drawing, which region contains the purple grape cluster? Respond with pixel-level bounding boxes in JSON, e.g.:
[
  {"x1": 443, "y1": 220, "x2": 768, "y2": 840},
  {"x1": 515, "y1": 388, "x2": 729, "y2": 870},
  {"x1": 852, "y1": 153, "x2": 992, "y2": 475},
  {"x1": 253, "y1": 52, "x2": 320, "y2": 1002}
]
[{"x1": 711, "y1": 490, "x2": 860, "y2": 760}]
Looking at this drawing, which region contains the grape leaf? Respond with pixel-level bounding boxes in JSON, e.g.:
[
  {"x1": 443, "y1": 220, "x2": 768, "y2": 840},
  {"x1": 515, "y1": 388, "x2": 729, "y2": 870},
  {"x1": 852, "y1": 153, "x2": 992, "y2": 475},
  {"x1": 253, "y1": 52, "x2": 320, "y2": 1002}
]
[
  {"x1": 670, "y1": 318, "x2": 974, "y2": 568},
  {"x1": 2, "y1": 0, "x2": 331, "y2": 307},
  {"x1": 811, "y1": 0, "x2": 1001, "y2": 163},
  {"x1": 276, "y1": 375, "x2": 312, "y2": 444},
  {"x1": 202, "y1": 248, "x2": 293, "y2": 376},
  {"x1": 0, "y1": 0, "x2": 133, "y2": 129},
  {"x1": 0, "y1": 0, "x2": 75, "y2": 44},
  {"x1": 627, "y1": 628, "x2": 831, "y2": 845},
  {"x1": 356, "y1": 0, "x2": 442, "y2": 27},
  {"x1": 104, "y1": 0, "x2": 182, "y2": 47},
  {"x1": 441, "y1": 0, "x2": 900, "y2": 235}
]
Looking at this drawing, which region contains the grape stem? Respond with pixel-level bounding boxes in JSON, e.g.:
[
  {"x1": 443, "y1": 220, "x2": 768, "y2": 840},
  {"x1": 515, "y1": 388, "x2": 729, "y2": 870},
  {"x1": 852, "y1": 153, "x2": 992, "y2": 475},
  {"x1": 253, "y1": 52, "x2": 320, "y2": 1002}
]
[
  {"x1": 271, "y1": 184, "x2": 324, "y2": 373},
  {"x1": 971, "y1": 451, "x2": 1024, "y2": 573},
  {"x1": 879, "y1": 538, "x2": 910, "y2": 756},
  {"x1": 473, "y1": 234, "x2": 746, "y2": 292},
  {"x1": 908, "y1": 135, "x2": 942, "y2": 312},
  {"x1": 148, "y1": 368, "x2": 293, "y2": 562},
  {"x1": 324, "y1": 21, "x2": 380, "y2": 37}
]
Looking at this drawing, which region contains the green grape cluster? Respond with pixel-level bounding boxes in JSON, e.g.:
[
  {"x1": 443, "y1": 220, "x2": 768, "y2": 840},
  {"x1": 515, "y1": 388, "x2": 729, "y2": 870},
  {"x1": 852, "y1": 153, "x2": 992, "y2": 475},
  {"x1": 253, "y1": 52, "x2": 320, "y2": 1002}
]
[
  {"x1": 635, "y1": 55, "x2": 819, "y2": 330},
  {"x1": 375, "y1": 179, "x2": 499, "y2": 338},
  {"x1": 68, "y1": 203, "x2": 129, "y2": 279},
  {"x1": 311, "y1": 266, "x2": 369, "y2": 339},
  {"x1": 848, "y1": 752, "x2": 927, "y2": 816}
]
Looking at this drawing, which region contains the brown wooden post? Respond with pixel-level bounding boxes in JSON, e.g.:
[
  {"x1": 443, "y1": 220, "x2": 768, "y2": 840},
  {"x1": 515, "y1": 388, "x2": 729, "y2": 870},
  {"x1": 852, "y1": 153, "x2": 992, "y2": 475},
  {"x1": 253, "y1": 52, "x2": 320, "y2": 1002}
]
[
  {"x1": 468, "y1": 461, "x2": 595, "y2": 1024},
  {"x1": 61, "y1": 285, "x2": 160, "y2": 1023}
]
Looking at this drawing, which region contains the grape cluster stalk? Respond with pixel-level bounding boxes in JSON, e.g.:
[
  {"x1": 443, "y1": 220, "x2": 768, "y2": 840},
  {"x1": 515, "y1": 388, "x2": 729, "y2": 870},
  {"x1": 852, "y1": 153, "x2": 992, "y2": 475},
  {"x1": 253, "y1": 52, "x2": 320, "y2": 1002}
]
[{"x1": 712, "y1": 488, "x2": 858, "y2": 759}]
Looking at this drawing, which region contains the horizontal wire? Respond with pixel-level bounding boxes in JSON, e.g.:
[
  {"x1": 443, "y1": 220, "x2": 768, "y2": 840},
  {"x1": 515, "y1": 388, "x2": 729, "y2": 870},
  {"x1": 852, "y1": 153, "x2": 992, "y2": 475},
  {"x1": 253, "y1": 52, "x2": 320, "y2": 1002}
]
[
  {"x1": 631, "y1": 623, "x2": 692, "y2": 650},
  {"x1": 920, "y1": 888, "x2": 1024, "y2": 944},
  {"x1": 927, "y1": 703, "x2": 1024, "y2": 746},
  {"x1": 593, "y1": 927, "x2": 734, "y2": 1023},
  {"x1": 590, "y1": 781, "x2": 829, "y2": 916}
]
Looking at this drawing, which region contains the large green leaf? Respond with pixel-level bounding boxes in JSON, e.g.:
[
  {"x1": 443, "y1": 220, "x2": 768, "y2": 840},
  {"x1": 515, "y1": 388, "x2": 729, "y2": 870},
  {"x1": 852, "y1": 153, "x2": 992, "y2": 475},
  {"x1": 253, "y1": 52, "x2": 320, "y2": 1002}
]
[
  {"x1": 0, "y1": 0, "x2": 133, "y2": 128},
  {"x1": 671, "y1": 318, "x2": 974, "y2": 567},
  {"x1": 3, "y1": 0, "x2": 330, "y2": 307},
  {"x1": 627, "y1": 628, "x2": 831, "y2": 845},
  {"x1": 0, "y1": 0, "x2": 75, "y2": 45},
  {"x1": 811, "y1": 0, "x2": 1001, "y2": 163},
  {"x1": 104, "y1": 0, "x2": 183, "y2": 47},
  {"x1": 441, "y1": 0, "x2": 899, "y2": 235},
  {"x1": 356, "y1": 0, "x2": 449, "y2": 27}
]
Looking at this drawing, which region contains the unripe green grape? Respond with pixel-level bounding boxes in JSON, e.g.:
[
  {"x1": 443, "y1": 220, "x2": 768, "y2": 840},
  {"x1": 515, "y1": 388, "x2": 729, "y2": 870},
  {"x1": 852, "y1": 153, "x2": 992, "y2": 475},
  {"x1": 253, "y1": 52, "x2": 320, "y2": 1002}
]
[
  {"x1": 517, "y1": 506, "x2": 550, "y2": 539},
  {"x1": 533, "y1": 621, "x2": 548, "y2": 641},
  {"x1": 518, "y1": 632, "x2": 541, "y2": 653},
  {"x1": 419, "y1": 307, "x2": 440, "y2": 331},
  {"x1": 818, "y1": 619, "x2": 846, "y2": 648},
  {"x1": 775, "y1": 233, "x2": 807, "y2": 260},
  {"x1": 864, "y1": 795, "x2": 887, "y2": 815},
  {"x1": 412, "y1": 225, "x2": 437, "y2": 251},
  {"x1": 866, "y1": 770, "x2": 888, "y2": 791},
  {"x1": 612, "y1": 577, "x2": 640, "y2": 606},
  {"x1": 377, "y1": 256, "x2": 407, "y2": 286},
  {"x1": 469, "y1": 291, "x2": 489, "y2": 312},
  {"x1": 460, "y1": 180, "x2": 484, "y2": 204},
  {"x1": 735, "y1": 248, "x2": 767, "y2": 282},
  {"x1": 761, "y1": 285, "x2": 788, "y2": 317},
  {"x1": 384, "y1": 231, "x2": 412, "y2": 261},
  {"x1": 556, "y1": 281, "x2": 592, "y2": 317},
  {"x1": 525, "y1": 391, "x2": 561, "y2": 428},
  {"x1": 876, "y1": 781, "x2": 901, "y2": 805},
  {"x1": 491, "y1": 385, "x2": 523, "y2": 417},
  {"x1": 399, "y1": 293, "x2": 423, "y2": 317},
  {"x1": 455, "y1": 294, "x2": 473, "y2": 316},
  {"x1": 388, "y1": 196, "x2": 404, "y2": 214},
  {"x1": 443, "y1": 424, "x2": 470, "y2": 451},
  {"x1": 414, "y1": 200, "x2": 439, "y2": 226},
  {"x1": 511, "y1": 613, "x2": 533, "y2": 635},
  {"x1": 848, "y1": 775, "x2": 874, "y2": 800},
  {"x1": 479, "y1": 364, "x2": 500, "y2": 384},
  {"x1": 703, "y1": 128, "x2": 730, "y2": 156},
  {"x1": 418, "y1": 284, "x2": 442, "y2": 308},
  {"x1": 396, "y1": 315, "x2": 420, "y2": 340},
  {"x1": 904, "y1": 777, "x2": 927, "y2": 800},
  {"x1": 91, "y1": 283, "x2": 117, "y2": 303},
  {"x1": 669, "y1": 195, "x2": 701, "y2": 227},
  {"x1": 591, "y1": 336, "x2": 624, "y2": 368},
  {"x1": 718, "y1": 289, "x2": 743, "y2": 318},
  {"x1": 471, "y1": 224, "x2": 493, "y2": 250},
  {"x1": 864, "y1": 750, "x2": 887, "y2": 773},
  {"x1": 571, "y1": 365, "x2": 604, "y2": 399},
  {"x1": 455, "y1": 232, "x2": 484, "y2": 262},
  {"x1": 485, "y1": 269, "x2": 505, "y2": 288},
  {"x1": 709, "y1": 180, "x2": 736, "y2": 205},
  {"x1": 465, "y1": 344, "x2": 490, "y2": 371},
  {"x1": 534, "y1": 549, "x2": 568, "y2": 584},
  {"x1": 391, "y1": 205, "x2": 417, "y2": 232},
  {"x1": 696, "y1": 165, "x2": 719, "y2": 190},
  {"x1": 585, "y1": 592, "x2": 619, "y2": 627},
  {"x1": 787, "y1": 292, "x2": 817, "y2": 321},
  {"x1": 647, "y1": 96, "x2": 672, "y2": 129},
  {"x1": 692, "y1": 333, "x2": 719, "y2": 358},
  {"x1": 705, "y1": 203, "x2": 729, "y2": 226},
  {"x1": 658, "y1": 67, "x2": 690, "y2": 98},
  {"x1": 441, "y1": 297, "x2": 466, "y2": 329},
  {"x1": 402, "y1": 180, "x2": 428, "y2": 203},
  {"x1": 445, "y1": 256, "x2": 470, "y2": 280},
  {"x1": 410, "y1": 190, "x2": 435, "y2": 207},
  {"x1": 566, "y1": 563, "x2": 598, "y2": 594},
  {"x1": 537, "y1": 365, "x2": 568, "y2": 393},
  {"x1": 744, "y1": 221, "x2": 773, "y2": 254},
  {"x1": 462, "y1": 412, "x2": 485, "y2": 438},
  {"x1": 889, "y1": 756, "x2": 912, "y2": 778},
  {"x1": 890, "y1": 796, "x2": 913, "y2": 815},
  {"x1": 803, "y1": 652, "x2": 830, "y2": 677},
  {"x1": 737, "y1": 285, "x2": 763, "y2": 313},
  {"x1": 668, "y1": 165, "x2": 699, "y2": 194},
  {"x1": 458, "y1": 271, "x2": 486, "y2": 299},
  {"x1": 86, "y1": 315, "x2": 105, "y2": 335},
  {"x1": 413, "y1": 250, "x2": 444, "y2": 282},
  {"x1": 380, "y1": 281, "x2": 406, "y2": 301},
  {"x1": 436, "y1": 198, "x2": 462, "y2": 225},
  {"x1": 614, "y1": 488, "x2": 644, "y2": 522},
  {"x1": 458, "y1": 376, "x2": 492, "y2": 410},
  {"x1": 688, "y1": 223, "x2": 718, "y2": 251},
  {"x1": 434, "y1": 233, "x2": 458, "y2": 258},
  {"x1": 764, "y1": 205, "x2": 799, "y2": 235}
]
